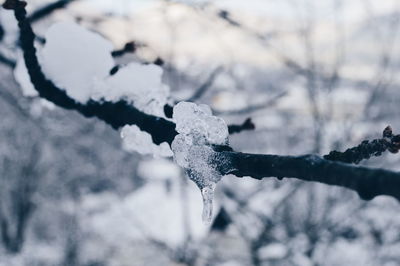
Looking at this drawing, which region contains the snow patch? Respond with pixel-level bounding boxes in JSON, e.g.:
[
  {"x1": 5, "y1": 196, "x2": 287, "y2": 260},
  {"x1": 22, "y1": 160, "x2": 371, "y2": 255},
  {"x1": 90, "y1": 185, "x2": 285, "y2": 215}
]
[
  {"x1": 40, "y1": 22, "x2": 114, "y2": 103},
  {"x1": 92, "y1": 62, "x2": 169, "y2": 117},
  {"x1": 121, "y1": 125, "x2": 173, "y2": 157},
  {"x1": 38, "y1": 22, "x2": 169, "y2": 117}
]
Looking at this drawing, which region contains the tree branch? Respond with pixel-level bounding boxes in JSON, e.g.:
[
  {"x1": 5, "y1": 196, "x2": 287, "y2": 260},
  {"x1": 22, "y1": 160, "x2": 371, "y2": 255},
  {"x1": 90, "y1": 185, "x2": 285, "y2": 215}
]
[
  {"x1": 324, "y1": 126, "x2": 400, "y2": 164},
  {"x1": 27, "y1": 0, "x2": 78, "y2": 23},
  {"x1": 0, "y1": 52, "x2": 16, "y2": 68},
  {"x1": 5, "y1": 0, "x2": 400, "y2": 202},
  {"x1": 186, "y1": 66, "x2": 223, "y2": 102},
  {"x1": 215, "y1": 152, "x2": 400, "y2": 201},
  {"x1": 111, "y1": 41, "x2": 137, "y2": 57},
  {"x1": 228, "y1": 118, "x2": 255, "y2": 134},
  {"x1": 213, "y1": 91, "x2": 287, "y2": 116}
]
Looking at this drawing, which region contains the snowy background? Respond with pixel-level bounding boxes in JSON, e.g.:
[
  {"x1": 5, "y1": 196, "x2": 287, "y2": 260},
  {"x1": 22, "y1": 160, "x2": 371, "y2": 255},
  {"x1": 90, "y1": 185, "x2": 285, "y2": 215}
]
[{"x1": 0, "y1": 0, "x2": 400, "y2": 265}]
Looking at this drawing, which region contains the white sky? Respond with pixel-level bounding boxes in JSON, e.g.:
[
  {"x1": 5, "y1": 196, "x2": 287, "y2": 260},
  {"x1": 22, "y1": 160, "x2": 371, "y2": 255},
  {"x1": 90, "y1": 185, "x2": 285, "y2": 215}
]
[{"x1": 83, "y1": 0, "x2": 400, "y2": 23}]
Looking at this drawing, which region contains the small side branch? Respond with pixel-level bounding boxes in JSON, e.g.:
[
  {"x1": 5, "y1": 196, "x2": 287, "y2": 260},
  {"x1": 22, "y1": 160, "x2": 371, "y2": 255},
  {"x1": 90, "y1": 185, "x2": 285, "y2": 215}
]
[
  {"x1": 111, "y1": 41, "x2": 137, "y2": 57},
  {"x1": 186, "y1": 66, "x2": 223, "y2": 102},
  {"x1": 324, "y1": 126, "x2": 400, "y2": 164},
  {"x1": 0, "y1": 52, "x2": 16, "y2": 68},
  {"x1": 228, "y1": 118, "x2": 255, "y2": 134}
]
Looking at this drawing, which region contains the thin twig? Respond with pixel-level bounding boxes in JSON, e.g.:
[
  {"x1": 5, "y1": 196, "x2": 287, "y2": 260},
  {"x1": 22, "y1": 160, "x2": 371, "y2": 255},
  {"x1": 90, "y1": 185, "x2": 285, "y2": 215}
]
[{"x1": 28, "y1": 0, "x2": 78, "y2": 23}]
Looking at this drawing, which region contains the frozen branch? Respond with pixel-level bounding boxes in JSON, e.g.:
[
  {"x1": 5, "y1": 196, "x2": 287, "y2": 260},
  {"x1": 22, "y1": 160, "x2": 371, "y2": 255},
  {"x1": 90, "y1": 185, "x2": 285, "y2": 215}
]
[
  {"x1": 5, "y1": 0, "x2": 400, "y2": 202},
  {"x1": 186, "y1": 66, "x2": 223, "y2": 102}
]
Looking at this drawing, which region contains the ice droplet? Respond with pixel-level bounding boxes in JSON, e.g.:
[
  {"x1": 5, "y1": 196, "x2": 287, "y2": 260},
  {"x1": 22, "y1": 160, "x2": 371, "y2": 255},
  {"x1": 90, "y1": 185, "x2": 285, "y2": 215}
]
[{"x1": 201, "y1": 184, "x2": 216, "y2": 224}]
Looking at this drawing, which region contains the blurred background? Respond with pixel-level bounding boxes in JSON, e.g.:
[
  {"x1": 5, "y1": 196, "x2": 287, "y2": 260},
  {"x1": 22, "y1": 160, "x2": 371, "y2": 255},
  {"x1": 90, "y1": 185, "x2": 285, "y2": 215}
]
[{"x1": 0, "y1": 0, "x2": 400, "y2": 265}]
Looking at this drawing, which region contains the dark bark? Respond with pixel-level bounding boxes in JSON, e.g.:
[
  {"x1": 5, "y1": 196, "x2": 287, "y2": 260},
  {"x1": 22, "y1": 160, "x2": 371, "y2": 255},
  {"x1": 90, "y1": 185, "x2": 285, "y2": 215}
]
[
  {"x1": 215, "y1": 152, "x2": 400, "y2": 200},
  {"x1": 111, "y1": 41, "x2": 136, "y2": 57}
]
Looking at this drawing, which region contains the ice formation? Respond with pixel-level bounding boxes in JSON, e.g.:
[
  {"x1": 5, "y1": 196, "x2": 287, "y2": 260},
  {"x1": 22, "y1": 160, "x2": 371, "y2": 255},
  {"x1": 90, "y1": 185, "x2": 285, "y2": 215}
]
[
  {"x1": 120, "y1": 125, "x2": 173, "y2": 157},
  {"x1": 172, "y1": 102, "x2": 229, "y2": 223},
  {"x1": 15, "y1": 21, "x2": 229, "y2": 223}
]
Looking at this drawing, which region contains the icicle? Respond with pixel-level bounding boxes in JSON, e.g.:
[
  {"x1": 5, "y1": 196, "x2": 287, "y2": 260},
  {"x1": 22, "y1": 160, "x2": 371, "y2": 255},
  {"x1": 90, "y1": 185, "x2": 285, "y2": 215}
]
[
  {"x1": 171, "y1": 102, "x2": 229, "y2": 223},
  {"x1": 200, "y1": 184, "x2": 216, "y2": 224}
]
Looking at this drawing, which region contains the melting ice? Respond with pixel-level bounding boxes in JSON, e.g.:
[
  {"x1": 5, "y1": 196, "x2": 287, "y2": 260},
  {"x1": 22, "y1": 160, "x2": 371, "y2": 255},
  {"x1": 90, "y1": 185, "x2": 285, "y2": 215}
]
[{"x1": 172, "y1": 102, "x2": 229, "y2": 223}]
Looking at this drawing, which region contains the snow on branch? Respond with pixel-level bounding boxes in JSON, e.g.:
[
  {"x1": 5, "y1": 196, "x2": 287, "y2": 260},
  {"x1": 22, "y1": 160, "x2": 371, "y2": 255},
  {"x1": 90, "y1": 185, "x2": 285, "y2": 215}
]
[
  {"x1": 8, "y1": 0, "x2": 177, "y2": 145},
  {"x1": 5, "y1": 0, "x2": 400, "y2": 205}
]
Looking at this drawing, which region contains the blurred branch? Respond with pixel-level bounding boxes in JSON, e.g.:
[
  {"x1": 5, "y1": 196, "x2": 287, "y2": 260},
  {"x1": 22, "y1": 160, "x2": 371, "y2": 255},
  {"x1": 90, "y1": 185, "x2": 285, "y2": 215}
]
[
  {"x1": 0, "y1": 52, "x2": 16, "y2": 68},
  {"x1": 28, "y1": 0, "x2": 78, "y2": 23},
  {"x1": 217, "y1": 10, "x2": 240, "y2": 27},
  {"x1": 111, "y1": 41, "x2": 137, "y2": 57},
  {"x1": 216, "y1": 7, "x2": 343, "y2": 91},
  {"x1": 7, "y1": 0, "x2": 400, "y2": 202},
  {"x1": 111, "y1": 41, "x2": 164, "y2": 66},
  {"x1": 0, "y1": 85, "x2": 29, "y2": 118},
  {"x1": 163, "y1": 67, "x2": 222, "y2": 117},
  {"x1": 0, "y1": 143, "x2": 40, "y2": 253},
  {"x1": 360, "y1": 0, "x2": 400, "y2": 120},
  {"x1": 0, "y1": 23, "x2": 4, "y2": 42},
  {"x1": 0, "y1": 83, "x2": 47, "y2": 132},
  {"x1": 210, "y1": 207, "x2": 231, "y2": 232},
  {"x1": 186, "y1": 66, "x2": 223, "y2": 102},
  {"x1": 214, "y1": 91, "x2": 287, "y2": 116},
  {"x1": 227, "y1": 118, "x2": 255, "y2": 134}
]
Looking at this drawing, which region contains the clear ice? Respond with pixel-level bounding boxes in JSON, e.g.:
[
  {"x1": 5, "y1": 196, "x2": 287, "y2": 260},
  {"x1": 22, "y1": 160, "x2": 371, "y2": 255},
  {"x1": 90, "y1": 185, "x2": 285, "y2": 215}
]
[
  {"x1": 172, "y1": 102, "x2": 229, "y2": 223},
  {"x1": 201, "y1": 184, "x2": 216, "y2": 224}
]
